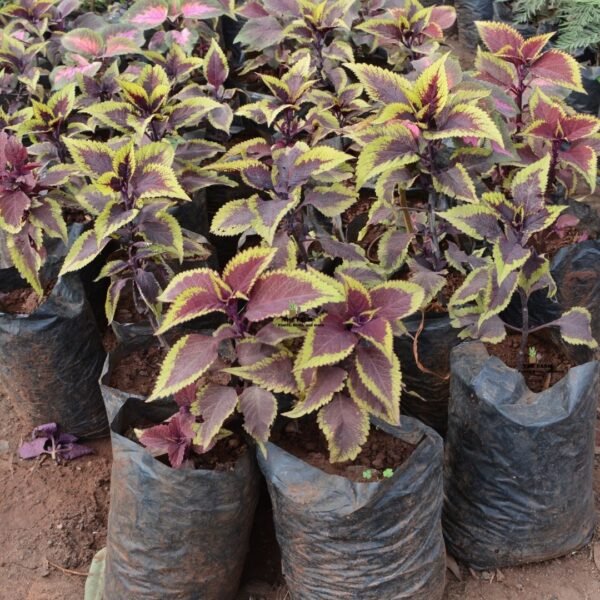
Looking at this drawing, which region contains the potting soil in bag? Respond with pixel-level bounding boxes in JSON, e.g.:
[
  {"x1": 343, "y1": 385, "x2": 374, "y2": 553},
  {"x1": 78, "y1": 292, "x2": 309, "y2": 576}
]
[
  {"x1": 0, "y1": 261, "x2": 107, "y2": 438},
  {"x1": 443, "y1": 342, "x2": 599, "y2": 570},
  {"x1": 393, "y1": 313, "x2": 459, "y2": 436},
  {"x1": 104, "y1": 398, "x2": 260, "y2": 600},
  {"x1": 455, "y1": 0, "x2": 493, "y2": 47},
  {"x1": 258, "y1": 417, "x2": 446, "y2": 600}
]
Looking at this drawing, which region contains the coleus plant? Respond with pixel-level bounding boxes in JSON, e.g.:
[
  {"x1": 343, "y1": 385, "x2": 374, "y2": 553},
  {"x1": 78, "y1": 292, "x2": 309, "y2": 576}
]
[
  {"x1": 58, "y1": 137, "x2": 205, "y2": 326},
  {"x1": 283, "y1": 274, "x2": 425, "y2": 461},
  {"x1": 521, "y1": 88, "x2": 600, "y2": 198},
  {"x1": 356, "y1": 0, "x2": 456, "y2": 71},
  {"x1": 82, "y1": 63, "x2": 224, "y2": 142},
  {"x1": 236, "y1": 56, "x2": 324, "y2": 145},
  {"x1": 473, "y1": 21, "x2": 585, "y2": 136},
  {"x1": 347, "y1": 55, "x2": 504, "y2": 299},
  {"x1": 124, "y1": 0, "x2": 234, "y2": 53},
  {"x1": 16, "y1": 83, "x2": 89, "y2": 166},
  {"x1": 0, "y1": 131, "x2": 72, "y2": 295},
  {"x1": 235, "y1": 0, "x2": 357, "y2": 81},
  {"x1": 441, "y1": 156, "x2": 597, "y2": 371},
  {"x1": 210, "y1": 139, "x2": 355, "y2": 264},
  {"x1": 147, "y1": 246, "x2": 343, "y2": 452}
]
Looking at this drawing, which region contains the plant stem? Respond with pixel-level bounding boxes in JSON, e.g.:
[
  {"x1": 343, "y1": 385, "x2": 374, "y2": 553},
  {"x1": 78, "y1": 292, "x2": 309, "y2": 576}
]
[
  {"x1": 427, "y1": 189, "x2": 443, "y2": 270},
  {"x1": 517, "y1": 287, "x2": 529, "y2": 372}
]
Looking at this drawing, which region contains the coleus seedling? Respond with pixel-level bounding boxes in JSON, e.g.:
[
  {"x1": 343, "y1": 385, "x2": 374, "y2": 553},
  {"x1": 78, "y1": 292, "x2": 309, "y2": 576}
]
[
  {"x1": 82, "y1": 63, "x2": 223, "y2": 142},
  {"x1": 148, "y1": 246, "x2": 343, "y2": 451},
  {"x1": 521, "y1": 88, "x2": 600, "y2": 197},
  {"x1": 280, "y1": 274, "x2": 425, "y2": 462},
  {"x1": 235, "y1": 0, "x2": 356, "y2": 80},
  {"x1": 441, "y1": 156, "x2": 597, "y2": 371},
  {"x1": 58, "y1": 137, "x2": 199, "y2": 324},
  {"x1": 16, "y1": 84, "x2": 89, "y2": 166},
  {"x1": 210, "y1": 139, "x2": 355, "y2": 263},
  {"x1": 347, "y1": 55, "x2": 504, "y2": 299},
  {"x1": 19, "y1": 422, "x2": 94, "y2": 463},
  {"x1": 0, "y1": 27, "x2": 44, "y2": 111},
  {"x1": 236, "y1": 56, "x2": 322, "y2": 145},
  {"x1": 473, "y1": 21, "x2": 585, "y2": 135},
  {"x1": 0, "y1": 131, "x2": 72, "y2": 294},
  {"x1": 124, "y1": 0, "x2": 234, "y2": 53},
  {"x1": 357, "y1": 0, "x2": 456, "y2": 70}
]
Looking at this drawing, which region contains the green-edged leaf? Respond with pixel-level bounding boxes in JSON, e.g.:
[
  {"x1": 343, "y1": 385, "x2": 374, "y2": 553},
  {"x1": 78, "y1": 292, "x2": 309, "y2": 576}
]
[
  {"x1": 245, "y1": 269, "x2": 343, "y2": 321},
  {"x1": 317, "y1": 394, "x2": 369, "y2": 462},
  {"x1": 222, "y1": 246, "x2": 275, "y2": 296},
  {"x1": 284, "y1": 366, "x2": 347, "y2": 418},
  {"x1": 59, "y1": 230, "x2": 110, "y2": 276},
  {"x1": 211, "y1": 197, "x2": 256, "y2": 236},
  {"x1": 149, "y1": 334, "x2": 219, "y2": 399},
  {"x1": 225, "y1": 353, "x2": 298, "y2": 394},
  {"x1": 63, "y1": 138, "x2": 114, "y2": 177},
  {"x1": 551, "y1": 307, "x2": 597, "y2": 348}
]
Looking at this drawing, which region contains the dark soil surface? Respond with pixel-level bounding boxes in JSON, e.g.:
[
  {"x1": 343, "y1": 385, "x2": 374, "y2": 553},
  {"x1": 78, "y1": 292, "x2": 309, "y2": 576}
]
[
  {"x1": 427, "y1": 270, "x2": 466, "y2": 313},
  {"x1": 108, "y1": 343, "x2": 165, "y2": 397},
  {"x1": 533, "y1": 226, "x2": 590, "y2": 257},
  {"x1": 0, "y1": 281, "x2": 55, "y2": 315},
  {"x1": 275, "y1": 418, "x2": 415, "y2": 482},
  {"x1": 486, "y1": 334, "x2": 573, "y2": 393}
]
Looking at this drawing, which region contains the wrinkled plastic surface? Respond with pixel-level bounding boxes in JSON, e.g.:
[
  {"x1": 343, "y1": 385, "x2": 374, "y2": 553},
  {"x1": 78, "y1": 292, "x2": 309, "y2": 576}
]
[
  {"x1": 394, "y1": 313, "x2": 459, "y2": 436},
  {"x1": 455, "y1": 0, "x2": 493, "y2": 47},
  {"x1": 0, "y1": 262, "x2": 107, "y2": 438},
  {"x1": 443, "y1": 342, "x2": 599, "y2": 569},
  {"x1": 258, "y1": 417, "x2": 446, "y2": 600},
  {"x1": 104, "y1": 398, "x2": 260, "y2": 600}
]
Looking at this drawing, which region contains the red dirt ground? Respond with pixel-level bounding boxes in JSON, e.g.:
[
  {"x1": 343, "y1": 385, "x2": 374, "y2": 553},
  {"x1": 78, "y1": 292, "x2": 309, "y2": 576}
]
[{"x1": 2, "y1": 386, "x2": 600, "y2": 600}]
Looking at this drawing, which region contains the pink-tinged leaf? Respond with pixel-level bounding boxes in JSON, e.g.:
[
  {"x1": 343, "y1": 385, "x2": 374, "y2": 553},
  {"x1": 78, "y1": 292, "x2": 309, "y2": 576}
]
[
  {"x1": 284, "y1": 366, "x2": 347, "y2": 417},
  {"x1": 235, "y1": 16, "x2": 284, "y2": 51},
  {"x1": 530, "y1": 50, "x2": 584, "y2": 93},
  {"x1": 0, "y1": 190, "x2": 30, "y2": 233},
  {"x1": 317, "y1": 394, "x2": 368, "y2": 462},
  {"x1": 194, "y1": 384, "x2": 239, "y2": 449},
  {"x1": 237, "y1": 0, "x2": 268, "y2": 17},
  {"x1": 61, "y1": 28, "x2": 104, "y2": 57},
  {"x1": 105, "y1": 36, "x2": 141, "y2": 57},
  {"x1": 238, "y1": 385, "x2": 277, "y2": 446},
  {"x1": 180, "y1": 0, "x2": 224, "y2": 18},
  {"x1": 520, "y1": 32, "x2": 554, "y2": 61},
  {"x1": 254, "y1": 323, "x2": 303, "y2": 346},
  {"x1": 475, "y1": 49, "x2": 516, "y2": 88},
  {"x1": 356, "y1": 317, "x2": 390, "y2": 350},
  {"x1": 560, "y1": 115, "x2": 600, "y2": 142},
  {"x1": 475, "y1": 21, "x2": 524, "y2": 55},
  {"x1": 150, "y1": 334, "x2": 219, "y2": 399},
  {"x1": 51, "y1": 62, "x2": 101, "y2": 89},
  {"x1": 244, "y1": 270, "x2": 341, "y2": 322},
  {"x1": 222, "y1": 246, "x2": 275, "y2": 296},
  {"x1": 127, "y1": 0, "x2": 169, "y2": 27},
  {"x1": 140, "y1": 411, "x2": 195, "y2": 468},
  {"x1": 431, "y1": 6, "x2": 456, "y2": 29},
  {"x1": 346, "y1": 63, "x2": 415, "y2": 105}
]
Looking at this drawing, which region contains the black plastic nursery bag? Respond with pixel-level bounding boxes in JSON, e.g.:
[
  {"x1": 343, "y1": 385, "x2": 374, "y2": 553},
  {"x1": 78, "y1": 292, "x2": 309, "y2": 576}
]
[
  {"x1": 394, "y1": 313, "x2": 459, "y2": 436},
  {"x1": 104, "y1": 398, "x2": 260, "y2": 600},
  {"x1": 455, "y1": 0, "x2": 493, "y2": 47},
  {"x1": 258, "y1": 417, "x2": 446, "y2": 600},
  {"x1": 443, "y1": 342, "x2": 599, "y2": 570},
  {"x1": 0, "y1": 263, "x2": 107, "y2": 438}
]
